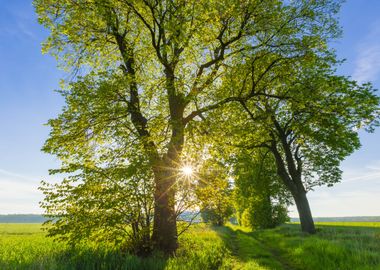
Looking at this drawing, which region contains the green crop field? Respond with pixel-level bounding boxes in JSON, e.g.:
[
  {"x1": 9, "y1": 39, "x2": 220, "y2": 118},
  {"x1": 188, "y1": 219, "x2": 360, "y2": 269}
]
[{"x1": 0, "y1": 222, "x2": 379, "y2": 270}]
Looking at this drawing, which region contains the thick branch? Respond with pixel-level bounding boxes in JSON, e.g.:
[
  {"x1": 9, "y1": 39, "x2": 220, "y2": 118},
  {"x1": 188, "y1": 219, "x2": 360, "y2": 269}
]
[
  {"x1": 183, "y1": 96, "x2": 243, "y2": 124},
  {"x1": 269, "y1": 137, "x2": 298, "y2": 194},
  {"x1": 113, "y1": 30, "x2": 160, "y2": 162},
  {"x1": 272, "y1": 116, "x2": 304, "y2": 193}
]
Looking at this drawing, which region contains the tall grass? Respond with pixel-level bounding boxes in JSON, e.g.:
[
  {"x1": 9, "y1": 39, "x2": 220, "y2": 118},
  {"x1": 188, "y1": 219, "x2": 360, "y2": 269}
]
[
  {"x1": 0, "y1": 224, "x2": 233, "y2": 270},
  {"x1": 253, "y1": 222, "x2": 380, "y2": 270}
]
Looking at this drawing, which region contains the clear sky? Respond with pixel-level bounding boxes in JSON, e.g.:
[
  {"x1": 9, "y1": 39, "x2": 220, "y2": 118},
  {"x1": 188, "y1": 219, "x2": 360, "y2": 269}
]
[{"x1": 0, "y1": 1, "x2": 379, "y2": 217}]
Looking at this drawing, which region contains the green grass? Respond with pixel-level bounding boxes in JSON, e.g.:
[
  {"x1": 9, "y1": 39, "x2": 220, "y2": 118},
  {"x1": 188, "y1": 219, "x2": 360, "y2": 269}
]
[
  {"x1": 0, "y1": 223, "x2": 278, "y2": 270},
  {"x1": 314, "y1": 221, "x2": 380, "y2": 227},
  {"x1": 0, "y1": 222, "x2": 379, "y2": 269},
  {"x1": 0, "y1": 223, "x2": 231, "y2": 270},
  {"x1": 253, "y1": 222, "x2": 380, "y2": 270}
]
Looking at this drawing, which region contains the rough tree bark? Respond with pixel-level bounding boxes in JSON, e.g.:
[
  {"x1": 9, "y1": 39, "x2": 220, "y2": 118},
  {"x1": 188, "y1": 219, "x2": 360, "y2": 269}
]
[
  {"x1": 150, "y1": 68, "x2": 186, "y2": 253},
  {"x1": 293, "y1": 189, "x2": 315, "y2": 233},
  {"x1": 151, "y1": 167, "x2": 179, "y2": 253},
  {"x1": 271, "y1": 146, "x2": 316, "y2": 234},
  {"x1": 151, "y1": 121, "x2": 185, "y2": 253}
]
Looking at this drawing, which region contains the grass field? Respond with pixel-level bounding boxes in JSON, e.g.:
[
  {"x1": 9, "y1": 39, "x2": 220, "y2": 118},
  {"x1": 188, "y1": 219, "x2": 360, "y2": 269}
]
[
  {"x1": 0, "y1": 222, "x2": 379, "y2": 269},
  {"x1": 253, "y1": 222, "x2": 380, "y2": 270}
]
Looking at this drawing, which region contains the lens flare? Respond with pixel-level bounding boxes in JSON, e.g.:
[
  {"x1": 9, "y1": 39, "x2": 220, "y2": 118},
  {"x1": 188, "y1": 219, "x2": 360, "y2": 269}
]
[{"x1": 181, "y1": 166, "x2": 193, "y2": 176}]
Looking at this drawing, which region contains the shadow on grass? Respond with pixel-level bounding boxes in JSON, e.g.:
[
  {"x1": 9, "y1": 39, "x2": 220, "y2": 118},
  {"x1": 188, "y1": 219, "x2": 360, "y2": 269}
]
[{"x1": 212, "y1": 225, "x2": 291, "y2": 270}]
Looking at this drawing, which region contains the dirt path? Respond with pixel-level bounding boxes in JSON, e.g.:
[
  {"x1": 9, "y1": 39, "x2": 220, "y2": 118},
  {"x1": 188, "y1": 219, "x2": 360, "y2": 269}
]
[
  {"x1": 222, "y1": 226, "x2": 295, "y2": 270},
  {"x1": 251, "y1": 234, "x2": 295, "y2": 270}
]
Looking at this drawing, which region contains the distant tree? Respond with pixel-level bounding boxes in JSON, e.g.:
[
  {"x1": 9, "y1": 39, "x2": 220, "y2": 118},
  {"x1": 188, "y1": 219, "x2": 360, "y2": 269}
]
[
  {"x1": 234, "y1": 150, "x2": 290, "y2": 229},
  {"x1": 196, "y1": 159, "x2": 234, "y2": 226}
]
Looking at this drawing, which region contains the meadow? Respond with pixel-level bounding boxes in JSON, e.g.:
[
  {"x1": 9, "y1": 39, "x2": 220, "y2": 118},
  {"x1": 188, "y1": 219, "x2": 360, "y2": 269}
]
[{"x1": 0, "y1": 222, "x2": 379, "y2": 270}]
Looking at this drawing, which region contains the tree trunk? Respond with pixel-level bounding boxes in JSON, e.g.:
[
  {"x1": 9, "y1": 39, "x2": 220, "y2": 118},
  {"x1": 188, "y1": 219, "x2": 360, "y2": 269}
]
[
  {"x1": 270, "y1": 137, "x2": 316, "y2": 234},
  {"x1": 151, "y1": 169, "x2": 178, "y2": 254},
  {"x1": 293, "y1": 190, "x2": 316, "y2": 234}
]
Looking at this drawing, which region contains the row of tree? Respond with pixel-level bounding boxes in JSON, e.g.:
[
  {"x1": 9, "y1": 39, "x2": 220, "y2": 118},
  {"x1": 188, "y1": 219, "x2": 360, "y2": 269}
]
[{"x1": 34, "y1": 0, "x2": 379, "y2": 255}]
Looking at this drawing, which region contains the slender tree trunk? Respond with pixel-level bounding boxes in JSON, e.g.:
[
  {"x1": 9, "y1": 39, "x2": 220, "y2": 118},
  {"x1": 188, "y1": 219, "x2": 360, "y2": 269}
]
[
  {"x1": 277, "y1": 170, "x2": 316, "y2": 234},
  {"x1": 293, "y1": 189, "x2": 316, "y2": 234},
  {"x1": 151, "y1": 168, "x2": 178, "y2": 254},
  {"x1": 271, "y1": 140, "x2": 316, "y2": 234}
]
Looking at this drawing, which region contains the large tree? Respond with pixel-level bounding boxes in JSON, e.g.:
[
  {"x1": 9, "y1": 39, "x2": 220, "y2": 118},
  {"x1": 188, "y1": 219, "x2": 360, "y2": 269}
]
[
  {"x1": 35, "y1": 0, "x2": 344, "y2": 252},
  {"x1": 265, "y1": 73, "x2": 379, "y2": 233}
]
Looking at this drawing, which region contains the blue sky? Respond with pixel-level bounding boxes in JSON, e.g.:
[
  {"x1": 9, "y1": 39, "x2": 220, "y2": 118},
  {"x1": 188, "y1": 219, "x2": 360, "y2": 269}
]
[{"x1": 0, "y1": 1, "x2": 379, "y2": 216}]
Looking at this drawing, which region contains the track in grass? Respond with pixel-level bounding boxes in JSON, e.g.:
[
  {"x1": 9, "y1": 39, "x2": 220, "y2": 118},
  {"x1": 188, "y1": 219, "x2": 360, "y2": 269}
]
[{"x1": 213, "y1": 225, "x2": 293, "y2": 270}]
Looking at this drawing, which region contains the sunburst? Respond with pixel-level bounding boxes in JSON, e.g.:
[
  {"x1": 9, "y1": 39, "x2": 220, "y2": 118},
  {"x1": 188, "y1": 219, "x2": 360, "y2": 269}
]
[{"x1": 181, "y1": 165, "x2": 193, "y2": 176}]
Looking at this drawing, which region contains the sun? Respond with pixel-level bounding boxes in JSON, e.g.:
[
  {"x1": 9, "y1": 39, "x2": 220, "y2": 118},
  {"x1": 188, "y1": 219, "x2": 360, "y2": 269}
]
[{"x1": 181, "y1": 165, "x2": 193, "y2": 176}]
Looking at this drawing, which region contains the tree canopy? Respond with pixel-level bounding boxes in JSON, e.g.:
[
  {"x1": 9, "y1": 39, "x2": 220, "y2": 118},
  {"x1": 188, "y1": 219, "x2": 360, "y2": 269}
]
[{"x1": 34, "y1": 0, "x2": 379, "y2": 254}]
